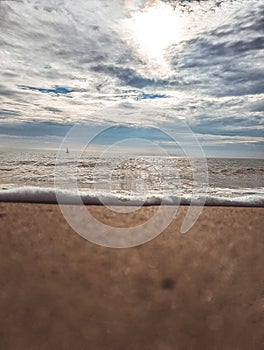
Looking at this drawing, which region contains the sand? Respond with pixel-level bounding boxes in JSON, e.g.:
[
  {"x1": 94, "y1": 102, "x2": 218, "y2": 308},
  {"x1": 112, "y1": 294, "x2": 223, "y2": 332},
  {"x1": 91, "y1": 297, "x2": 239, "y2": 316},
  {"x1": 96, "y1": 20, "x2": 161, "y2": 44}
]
[{"x1": 0, "y1": 203, "x2": 263, "y2": 350}]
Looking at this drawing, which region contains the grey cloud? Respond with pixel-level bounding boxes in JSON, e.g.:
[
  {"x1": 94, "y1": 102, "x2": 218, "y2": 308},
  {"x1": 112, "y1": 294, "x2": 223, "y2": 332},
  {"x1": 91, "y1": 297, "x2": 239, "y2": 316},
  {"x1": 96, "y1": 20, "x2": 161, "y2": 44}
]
[
  {"x1": 249, "y1": 100, "x2": 264, "y2": 112},
  {"x1": 0, "y1": 121, "x2": 72, "y2": 137},
  {"x1": 90, "y1": 65, "x2": 167, "y2": 88},
  {"x1": 191, "y1": 115, "x2": 264, "y2": 137},
  {"x1": 0, "y1": 84, "x2": 19, "y2": 98},
  {"x1": 44, "y1": 107, "x2": 63, "y2": 113},
  {"x1": 0, "y1": 109, "x2": 21, "y2": 118},
  {"x1": 170, "y1": 2, "x2": 264, "y2": 97}
]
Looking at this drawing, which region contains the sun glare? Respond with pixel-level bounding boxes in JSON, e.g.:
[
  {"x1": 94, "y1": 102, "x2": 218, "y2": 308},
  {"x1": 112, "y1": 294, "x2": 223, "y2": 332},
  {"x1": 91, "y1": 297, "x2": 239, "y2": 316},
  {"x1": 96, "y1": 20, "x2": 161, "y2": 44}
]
[{"x1": 131, "y1": 2, "x2": 183, "y2": 61}]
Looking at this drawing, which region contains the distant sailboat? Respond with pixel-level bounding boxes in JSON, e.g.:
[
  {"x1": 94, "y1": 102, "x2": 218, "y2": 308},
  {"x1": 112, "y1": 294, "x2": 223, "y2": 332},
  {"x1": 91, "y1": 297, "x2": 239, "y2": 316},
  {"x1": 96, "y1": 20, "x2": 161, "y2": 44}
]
[{"x1": 66, "y1": 147, "x2": 69, "y2": 154}]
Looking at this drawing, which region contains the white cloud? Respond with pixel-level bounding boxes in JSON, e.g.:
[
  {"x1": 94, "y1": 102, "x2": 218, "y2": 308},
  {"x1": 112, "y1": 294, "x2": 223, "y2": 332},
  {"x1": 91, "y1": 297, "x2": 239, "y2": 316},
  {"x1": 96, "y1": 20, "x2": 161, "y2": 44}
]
[{"x1": 0, "y1": 0, "x2": 263, "y2": 156}]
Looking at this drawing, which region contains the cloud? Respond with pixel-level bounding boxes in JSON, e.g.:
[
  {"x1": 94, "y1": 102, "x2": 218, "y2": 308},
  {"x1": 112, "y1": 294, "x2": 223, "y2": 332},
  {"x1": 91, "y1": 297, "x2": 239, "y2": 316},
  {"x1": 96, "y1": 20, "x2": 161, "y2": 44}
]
[
  {"x1": 0, "y1": 121, "x2": 72, "y2": 137},
  {"x1": 0, "y1": 0, "x2": 263, "y2": 156},
  {"x1": 90, "y1": 64, "x2": 167, "y2": 88},
  {"x1": 170, "y1": 5, "x2": 264, "y2": 97},
  {"x1": 191, "y1": 115, "x2": 264, "y2": 137},
  {"x1": 0, "y1": 109, "x2": 21, "y2": 118}
]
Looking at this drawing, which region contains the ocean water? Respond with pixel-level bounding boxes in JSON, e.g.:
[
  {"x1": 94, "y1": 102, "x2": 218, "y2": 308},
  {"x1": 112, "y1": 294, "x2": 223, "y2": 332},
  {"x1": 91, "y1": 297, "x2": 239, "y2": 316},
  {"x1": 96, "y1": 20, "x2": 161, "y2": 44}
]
[{"x1": 0, "y1": 150, "x2": 263, "y2": 206}]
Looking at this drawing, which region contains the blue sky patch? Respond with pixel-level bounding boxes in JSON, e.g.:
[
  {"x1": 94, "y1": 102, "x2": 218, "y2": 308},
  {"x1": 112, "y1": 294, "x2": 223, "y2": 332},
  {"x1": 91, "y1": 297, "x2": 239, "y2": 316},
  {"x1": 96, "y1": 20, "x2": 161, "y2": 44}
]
[
  {"x1": 18, "y1": 85, "x2": 73, "y2": 95},
  {"x1": 136, "y1": 93, "x2": 167, "y2": 100}
]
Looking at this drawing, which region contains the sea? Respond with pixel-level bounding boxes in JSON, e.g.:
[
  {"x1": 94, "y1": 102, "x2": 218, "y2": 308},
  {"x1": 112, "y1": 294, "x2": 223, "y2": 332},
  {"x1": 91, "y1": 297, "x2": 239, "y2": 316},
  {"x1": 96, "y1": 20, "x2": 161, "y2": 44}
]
[{"x1": 0, "y1": 150, "x2": 263, "y2": 206}]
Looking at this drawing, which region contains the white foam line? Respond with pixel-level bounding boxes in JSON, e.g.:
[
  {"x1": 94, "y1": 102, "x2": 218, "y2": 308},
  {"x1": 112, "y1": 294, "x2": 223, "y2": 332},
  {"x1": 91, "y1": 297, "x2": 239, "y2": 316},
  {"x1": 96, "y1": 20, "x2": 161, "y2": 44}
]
[{"x1": 0, "y1": 186, "x2": 263, "y2": 207}]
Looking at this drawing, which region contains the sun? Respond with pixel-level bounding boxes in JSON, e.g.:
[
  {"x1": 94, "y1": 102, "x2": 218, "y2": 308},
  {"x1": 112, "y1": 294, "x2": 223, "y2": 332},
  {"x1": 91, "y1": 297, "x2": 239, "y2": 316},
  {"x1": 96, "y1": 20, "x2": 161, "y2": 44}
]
[{"x1": 130, "y1": 1, "x2": 183, "y2": 61}]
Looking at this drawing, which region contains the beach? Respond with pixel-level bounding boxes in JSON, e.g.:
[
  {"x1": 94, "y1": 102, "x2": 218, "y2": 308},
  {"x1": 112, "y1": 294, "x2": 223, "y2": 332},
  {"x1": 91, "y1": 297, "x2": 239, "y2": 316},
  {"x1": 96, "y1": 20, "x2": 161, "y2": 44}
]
[{"x1": 0, "y1": 203, "x2": 263, "y2": 349}]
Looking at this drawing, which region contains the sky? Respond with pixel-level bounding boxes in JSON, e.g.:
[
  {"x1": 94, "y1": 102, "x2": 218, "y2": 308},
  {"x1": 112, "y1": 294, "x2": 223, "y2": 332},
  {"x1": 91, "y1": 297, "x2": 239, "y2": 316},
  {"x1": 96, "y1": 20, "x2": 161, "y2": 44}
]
[{"x1": 0, "y1": 0, "x2": 263, "y2": 157}]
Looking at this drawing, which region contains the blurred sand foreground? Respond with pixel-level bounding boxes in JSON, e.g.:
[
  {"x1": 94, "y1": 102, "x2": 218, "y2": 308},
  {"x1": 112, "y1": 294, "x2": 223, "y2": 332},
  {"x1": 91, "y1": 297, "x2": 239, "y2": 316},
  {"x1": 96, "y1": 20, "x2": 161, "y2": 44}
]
[{"x1": 0, "y1": 203, "x2": 263, "y2": 350}]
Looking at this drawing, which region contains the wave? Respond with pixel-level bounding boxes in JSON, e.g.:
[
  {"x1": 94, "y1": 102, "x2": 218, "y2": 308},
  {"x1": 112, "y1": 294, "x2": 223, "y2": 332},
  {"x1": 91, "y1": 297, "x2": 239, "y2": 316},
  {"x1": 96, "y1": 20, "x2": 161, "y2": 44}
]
[{"x1": 0, "y1": 186, "x2": 263, "y2": 207}]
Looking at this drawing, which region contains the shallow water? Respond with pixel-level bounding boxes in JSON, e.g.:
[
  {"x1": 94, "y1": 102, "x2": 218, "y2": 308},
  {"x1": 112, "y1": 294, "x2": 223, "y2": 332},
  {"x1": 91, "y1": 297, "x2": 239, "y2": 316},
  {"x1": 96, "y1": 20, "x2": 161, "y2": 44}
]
[{"x1": 0, "y1": 150, "x2": 263, "y2": 206}]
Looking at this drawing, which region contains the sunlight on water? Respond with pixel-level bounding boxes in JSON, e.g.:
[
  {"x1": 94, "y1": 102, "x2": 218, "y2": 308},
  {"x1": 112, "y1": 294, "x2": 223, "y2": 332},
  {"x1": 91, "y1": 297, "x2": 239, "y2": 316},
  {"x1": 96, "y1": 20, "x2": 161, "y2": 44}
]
[{"x1": 0, "y1": 150, "x2": 263, "y2": 206}]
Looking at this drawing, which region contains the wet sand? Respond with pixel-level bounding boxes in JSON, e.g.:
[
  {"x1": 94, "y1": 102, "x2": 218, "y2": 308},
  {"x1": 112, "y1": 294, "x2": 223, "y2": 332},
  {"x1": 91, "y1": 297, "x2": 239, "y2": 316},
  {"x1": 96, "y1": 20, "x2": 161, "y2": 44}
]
[{"x1": 0, "y1": 203, "x2": 263, "y2": 350}]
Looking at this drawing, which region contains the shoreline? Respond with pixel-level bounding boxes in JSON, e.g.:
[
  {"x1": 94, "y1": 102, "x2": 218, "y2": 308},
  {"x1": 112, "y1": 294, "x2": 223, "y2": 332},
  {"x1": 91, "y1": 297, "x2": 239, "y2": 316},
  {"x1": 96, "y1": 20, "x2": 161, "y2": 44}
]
[{"x1": 0, "y1": 203, "x2": 263, "y2": 349}]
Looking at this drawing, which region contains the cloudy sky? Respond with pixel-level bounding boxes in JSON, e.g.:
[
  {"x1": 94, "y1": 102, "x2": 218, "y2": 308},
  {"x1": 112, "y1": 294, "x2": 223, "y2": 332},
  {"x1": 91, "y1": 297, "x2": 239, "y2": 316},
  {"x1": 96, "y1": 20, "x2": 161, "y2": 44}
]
[{"x1": 0, "y1": 0, "x2": 263, "y2": 157}]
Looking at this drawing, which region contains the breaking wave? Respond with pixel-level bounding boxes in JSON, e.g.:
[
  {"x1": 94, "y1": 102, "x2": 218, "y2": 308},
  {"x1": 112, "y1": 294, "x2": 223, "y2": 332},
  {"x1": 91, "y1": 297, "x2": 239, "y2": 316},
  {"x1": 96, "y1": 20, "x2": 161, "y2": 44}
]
[{"x1": 0, "y1": 186, "x2": 263, "y2": 207}]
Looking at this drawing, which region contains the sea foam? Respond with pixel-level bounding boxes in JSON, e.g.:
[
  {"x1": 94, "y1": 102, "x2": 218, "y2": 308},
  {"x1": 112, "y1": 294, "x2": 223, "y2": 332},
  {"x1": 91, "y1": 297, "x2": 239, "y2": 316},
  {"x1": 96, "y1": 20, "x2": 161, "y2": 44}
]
[{"x1": 0, "y1": 186, "x2": 263, "y2": 207}]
